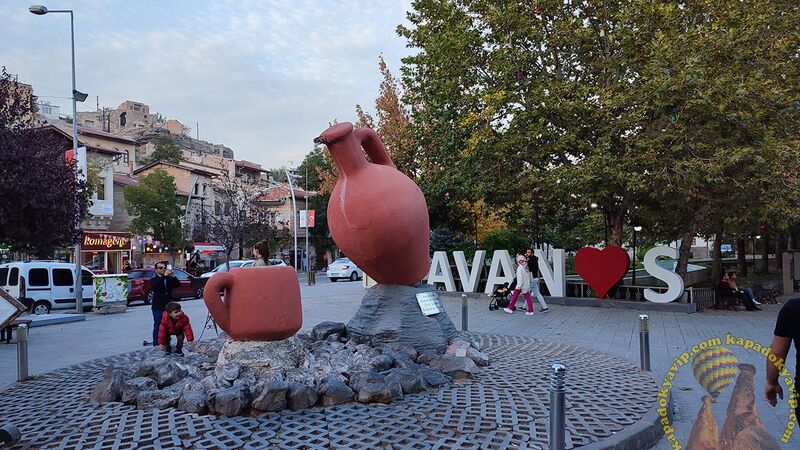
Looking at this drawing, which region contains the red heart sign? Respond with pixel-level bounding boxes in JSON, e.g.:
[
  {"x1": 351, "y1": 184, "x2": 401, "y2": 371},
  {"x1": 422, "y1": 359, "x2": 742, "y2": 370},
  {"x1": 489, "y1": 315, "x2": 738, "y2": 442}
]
[{"x1": 574, "y1": 246, "x2": 630, "y2": 299}]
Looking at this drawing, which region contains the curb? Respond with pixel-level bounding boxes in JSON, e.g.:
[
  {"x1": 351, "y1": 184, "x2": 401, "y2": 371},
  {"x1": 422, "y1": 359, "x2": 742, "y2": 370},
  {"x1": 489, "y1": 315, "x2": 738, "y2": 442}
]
[
  {"x1": 579, "y1": 398, "x2": 666, "y2": 450},
  {"x1": 440, "y1": 292, "x2": 696, "y2": 314}
]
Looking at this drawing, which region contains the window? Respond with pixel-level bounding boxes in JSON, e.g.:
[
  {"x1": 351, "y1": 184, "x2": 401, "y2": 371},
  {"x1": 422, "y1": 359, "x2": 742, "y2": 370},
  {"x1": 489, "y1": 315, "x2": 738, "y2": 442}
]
[
  {"x1": 194, "y1": 184, "x2": 200, "y2": 196},
  {"x1": 173, "y1": 269, "x2": 189, "y2": 280},
  {"x1": 8, "y1": 268, "x2": 19, "y2": 286},
  {"x1": 52, "y1": 269, "x2": 73, "y2": 286},
  {"x1": 29, "y1": 268, "x2": 49, "y2": 286},
  {"x1": 81, "y1": 270, "x2": 93, "y2": 286},
  {"x1": 127, "y1": 270, "x2": 152, "y2": 279},
  {"x1": 97, "y1": 178, "x2": 106, "y2": 200},
  {"x1": 0, "y1": 268, "x2": 7, "y2": 286}
]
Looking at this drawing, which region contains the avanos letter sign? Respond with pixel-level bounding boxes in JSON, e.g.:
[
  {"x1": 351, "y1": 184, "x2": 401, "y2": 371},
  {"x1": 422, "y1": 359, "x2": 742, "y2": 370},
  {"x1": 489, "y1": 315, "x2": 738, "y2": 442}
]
[
  {"x1": 82, "y1": 232, "x2": 132, "y2": 251},
  {"x1": 426, "y1": 246, "x2": 685, "y2": 303}
]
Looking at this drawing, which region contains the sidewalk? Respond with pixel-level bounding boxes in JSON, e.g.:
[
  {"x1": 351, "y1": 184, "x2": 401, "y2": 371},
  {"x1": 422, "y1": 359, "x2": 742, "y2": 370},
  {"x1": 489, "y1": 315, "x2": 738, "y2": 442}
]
[{"x1": 1, "y1": 284, "x2": 796, "y2": 448}]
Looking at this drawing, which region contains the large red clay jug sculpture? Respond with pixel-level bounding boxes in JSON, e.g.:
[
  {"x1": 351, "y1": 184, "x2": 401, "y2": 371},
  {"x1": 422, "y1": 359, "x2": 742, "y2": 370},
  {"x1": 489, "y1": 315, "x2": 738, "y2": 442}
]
[
  {"x1": 315, "y1": 122, "x2": 430, "y2": 285},
  {"x1": 203, "y1": 267, "x2": 302, "y2": 341}
]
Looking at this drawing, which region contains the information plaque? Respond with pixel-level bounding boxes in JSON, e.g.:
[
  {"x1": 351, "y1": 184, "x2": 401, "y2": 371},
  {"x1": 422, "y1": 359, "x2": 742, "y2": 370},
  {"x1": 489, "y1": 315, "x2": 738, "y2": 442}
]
[{"x1": 415, "y1": 291, "x2": 444, "y2": 316}]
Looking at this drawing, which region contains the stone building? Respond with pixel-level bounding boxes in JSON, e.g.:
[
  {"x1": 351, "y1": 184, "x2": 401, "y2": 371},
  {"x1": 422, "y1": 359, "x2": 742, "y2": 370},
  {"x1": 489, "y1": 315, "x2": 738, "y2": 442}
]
[
  {"x1": 253, "y1": 184, "x2": 316, "y2": 267},
  {"x1": 77, "y1": 100, "x2": 157, "y2": 135}
]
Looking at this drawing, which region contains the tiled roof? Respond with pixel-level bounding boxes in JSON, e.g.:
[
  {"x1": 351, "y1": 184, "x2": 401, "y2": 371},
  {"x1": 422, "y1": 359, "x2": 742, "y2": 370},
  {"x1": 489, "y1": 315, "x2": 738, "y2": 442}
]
[
  {"x1": 113, "y1": 172, "x2": 190, "y2": 196},
  {"x1": 235, "y1": 160, "x2": 266, "y2": 172},
  {"x1": 254, "y1": 184, "x2": 315, "y2": 202},
  {"x1": 113, "y1": 173, "x2": 138, "y2": 186}
]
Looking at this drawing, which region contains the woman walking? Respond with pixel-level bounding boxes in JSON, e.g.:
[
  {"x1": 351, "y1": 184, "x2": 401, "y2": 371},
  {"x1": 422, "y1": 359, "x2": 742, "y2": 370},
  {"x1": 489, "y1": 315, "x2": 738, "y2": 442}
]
[
  {"x1": 504, "y1": 255, "x2": 535, "y2": 315},
  {"x1": 252, "y1": 240, "x2": 270, "y2": 267}
]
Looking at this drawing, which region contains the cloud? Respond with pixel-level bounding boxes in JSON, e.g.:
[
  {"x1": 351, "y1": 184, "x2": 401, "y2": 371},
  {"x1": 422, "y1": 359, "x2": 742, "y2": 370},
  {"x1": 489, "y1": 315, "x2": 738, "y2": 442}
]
[{"x1": 1, "y1": 0, "x2": 413, "y2": 169}]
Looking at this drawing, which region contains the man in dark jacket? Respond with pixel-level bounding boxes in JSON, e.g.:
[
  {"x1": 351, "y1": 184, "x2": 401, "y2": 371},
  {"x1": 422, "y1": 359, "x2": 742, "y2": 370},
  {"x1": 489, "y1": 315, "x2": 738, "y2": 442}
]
[
  {"x1": 150, "y1": 263, "x2": 180, "y2": 346},
  {"x1": 765, "y1": 297, "x2": 800, "y2": 424},
  {"x1": 525, "y1": 248, "x2": 549, "y2": 313}
]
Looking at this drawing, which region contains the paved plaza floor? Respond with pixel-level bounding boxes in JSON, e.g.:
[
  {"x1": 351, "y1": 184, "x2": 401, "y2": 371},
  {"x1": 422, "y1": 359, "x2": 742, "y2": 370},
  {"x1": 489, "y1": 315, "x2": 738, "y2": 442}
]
[{"x1": 1, "y1": 277, "x2": 797, "y2": 448}]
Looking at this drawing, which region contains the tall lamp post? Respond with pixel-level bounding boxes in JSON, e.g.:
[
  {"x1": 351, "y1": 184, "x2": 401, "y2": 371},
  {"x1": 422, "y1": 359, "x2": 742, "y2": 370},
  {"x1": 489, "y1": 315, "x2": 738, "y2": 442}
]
[
  {"x1": 30, "y1": 4, "x2": 88, "y2": 312},
  {"x1": 632, "y1": 226, "x2": 642, "y2": 285},
  {"x1": 283, "y1": 166, "x2": 298, "y2": 271}
]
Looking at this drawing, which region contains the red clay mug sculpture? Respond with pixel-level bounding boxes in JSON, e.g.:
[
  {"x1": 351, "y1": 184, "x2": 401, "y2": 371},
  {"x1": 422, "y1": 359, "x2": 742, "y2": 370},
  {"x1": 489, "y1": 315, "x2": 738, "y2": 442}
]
[
  {"x1": 203, "y1": 267, "x2": 302, "y2": 341},
  {"x1": 315, "y1": 122, "x2": 430, "y2": 285}
]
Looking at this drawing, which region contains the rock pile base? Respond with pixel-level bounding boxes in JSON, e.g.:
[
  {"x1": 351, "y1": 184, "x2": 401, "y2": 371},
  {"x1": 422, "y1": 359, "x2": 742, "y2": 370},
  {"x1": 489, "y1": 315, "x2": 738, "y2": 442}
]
[{"x1": 91, "y1": 322, "x2": 489, "y2": 417}]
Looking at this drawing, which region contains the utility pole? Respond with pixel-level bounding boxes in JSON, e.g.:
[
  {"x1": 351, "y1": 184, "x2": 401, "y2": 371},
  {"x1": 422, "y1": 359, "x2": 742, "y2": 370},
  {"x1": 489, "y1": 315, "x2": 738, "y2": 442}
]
[{"x1": 305, "y1": 165, "x2": 309, "y2": 272}]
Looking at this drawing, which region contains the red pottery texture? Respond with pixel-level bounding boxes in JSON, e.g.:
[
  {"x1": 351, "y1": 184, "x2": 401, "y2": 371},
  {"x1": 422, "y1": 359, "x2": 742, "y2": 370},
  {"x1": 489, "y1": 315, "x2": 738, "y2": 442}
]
[
  {"x1": 574, "y1": 246, "x2": 630, "y2": 298},
  {"x1": 316, "y1": 122, "x2": 430, "y2": 285},
  {"x1": 203, "y1": 267, "x2": 302, "y2": 341}
]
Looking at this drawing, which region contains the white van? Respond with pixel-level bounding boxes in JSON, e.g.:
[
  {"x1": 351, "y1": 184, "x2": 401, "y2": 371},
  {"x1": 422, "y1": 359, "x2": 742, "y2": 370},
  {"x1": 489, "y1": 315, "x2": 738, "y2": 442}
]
[{"x1": 0, "y1": 261, "x2": 95, "y2": 315}]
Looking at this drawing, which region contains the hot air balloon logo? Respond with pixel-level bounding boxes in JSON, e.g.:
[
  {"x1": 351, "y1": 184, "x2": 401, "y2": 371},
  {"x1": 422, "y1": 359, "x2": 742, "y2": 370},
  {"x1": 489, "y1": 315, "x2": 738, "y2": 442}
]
[{"x1": 691, "y1": 346, "x2": 739, "y2": 399}]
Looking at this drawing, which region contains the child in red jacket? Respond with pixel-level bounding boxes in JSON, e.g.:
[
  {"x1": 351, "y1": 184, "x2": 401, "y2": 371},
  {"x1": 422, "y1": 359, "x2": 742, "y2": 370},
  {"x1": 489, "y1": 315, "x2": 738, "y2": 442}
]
[{"x1": 158, "y1": 302, "x2": 194, "y2": 356}]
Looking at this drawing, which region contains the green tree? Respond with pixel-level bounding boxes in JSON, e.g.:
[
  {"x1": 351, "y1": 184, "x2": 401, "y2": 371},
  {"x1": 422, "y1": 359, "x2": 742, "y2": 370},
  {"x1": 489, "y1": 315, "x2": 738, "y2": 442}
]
[
  {"x1": 398, "y1": 0, "x2": 800, "y2": 255},
  {"x1": 298, "y1": 145, "x2": 337, "y2": 268},
  {"x1": 0, "y1": 68, "x2": 89, "y2": 257},
  {"x1": 123, "y1": 169, "x2": 185, "y2": 261},
  {"x1": 144, "y1": 137, "x2": 182, "y2": 165}
]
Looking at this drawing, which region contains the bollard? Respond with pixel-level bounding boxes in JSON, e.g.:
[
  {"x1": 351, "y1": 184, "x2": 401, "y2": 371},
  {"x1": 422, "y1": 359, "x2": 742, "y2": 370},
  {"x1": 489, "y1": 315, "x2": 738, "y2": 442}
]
[
  {"x1": 461, "y1": 294, "x2": 468, "y2": 331},
  {"x1": 639, "y1": 314, "x2": 651, "y2": 371},
  {"x1": 549, "y1": 363, "x2": 566, "y2": 450},
  {"x1": 17, "y1": 324, "x2": 29, "y2": 381},
  {"x1": 0, "y1": 424, "x2": 21, "y2": 446},
  {"x1": 307, "y1": 270, "x2": 316, "y2": 286}
]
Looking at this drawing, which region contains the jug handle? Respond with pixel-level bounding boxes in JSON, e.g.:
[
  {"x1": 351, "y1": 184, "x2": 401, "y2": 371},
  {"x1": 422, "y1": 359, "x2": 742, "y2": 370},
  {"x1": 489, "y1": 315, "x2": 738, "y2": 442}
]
[
  {"x1": 203, "y1": 272, "x2": 233, "y2": 331},
  {"x1": 355, "y1": 127, "x2": 396, "y2": 169}
]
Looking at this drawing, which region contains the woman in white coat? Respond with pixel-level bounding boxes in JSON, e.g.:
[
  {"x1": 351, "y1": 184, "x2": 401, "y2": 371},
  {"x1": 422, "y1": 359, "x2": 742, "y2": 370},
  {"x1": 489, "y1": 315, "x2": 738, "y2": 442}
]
[{"x1": 504, "y1": 255, "x2": 535, "y2": 315}]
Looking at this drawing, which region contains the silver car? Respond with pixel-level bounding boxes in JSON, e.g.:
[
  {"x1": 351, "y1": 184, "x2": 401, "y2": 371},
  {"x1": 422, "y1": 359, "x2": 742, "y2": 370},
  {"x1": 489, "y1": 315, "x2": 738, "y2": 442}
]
[{"x1": 326, "y1": 257, "x2": 363, "y2": 282}]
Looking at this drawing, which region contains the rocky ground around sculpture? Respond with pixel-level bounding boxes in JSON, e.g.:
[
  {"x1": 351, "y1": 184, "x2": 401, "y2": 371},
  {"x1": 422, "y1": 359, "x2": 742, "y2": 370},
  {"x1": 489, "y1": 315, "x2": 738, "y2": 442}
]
[{"x1": 89, "y1": 321, "x2": 489, "y2": 417}]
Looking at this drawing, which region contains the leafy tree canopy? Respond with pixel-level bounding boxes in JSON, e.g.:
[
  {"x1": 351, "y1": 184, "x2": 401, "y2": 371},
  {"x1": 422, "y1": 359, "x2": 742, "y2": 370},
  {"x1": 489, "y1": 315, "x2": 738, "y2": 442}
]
[{"x1": 123, "y1": 168, "x2": 185, "y2": 249}]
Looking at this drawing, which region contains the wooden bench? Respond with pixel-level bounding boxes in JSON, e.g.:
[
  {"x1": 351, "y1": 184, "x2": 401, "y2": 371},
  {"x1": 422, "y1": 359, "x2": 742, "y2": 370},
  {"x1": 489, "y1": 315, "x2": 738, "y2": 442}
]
[{"x1": 1, "y1": 318, "x2": 33, "y2": 344}]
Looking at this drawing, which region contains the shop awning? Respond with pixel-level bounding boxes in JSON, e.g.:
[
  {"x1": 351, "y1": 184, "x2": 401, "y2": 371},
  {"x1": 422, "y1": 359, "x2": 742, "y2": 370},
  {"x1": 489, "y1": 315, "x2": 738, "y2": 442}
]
[{"x1": 193, "y1": 243, "x2": 225, "y2": 253}]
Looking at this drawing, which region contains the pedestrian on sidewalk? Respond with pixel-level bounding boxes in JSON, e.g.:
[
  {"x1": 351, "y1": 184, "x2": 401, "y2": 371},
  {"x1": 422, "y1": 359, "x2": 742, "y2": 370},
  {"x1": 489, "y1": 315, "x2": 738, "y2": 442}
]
[
  {"x1": 765, "y1": 297, "x2": 800, "y2": 422},
  {"x1": 149, "y1": 263, "x2": 180, "y2": 346},
  {"x1": 158, "y1": 302, "x2": 194, "y2": 356},
  {"x1": 525, "y1": 248, "x2": 549, "y2": 313},
  {"x1": 252, "y1": 240, "x2": 270, "y2": 267},
  {"x1": 504, "y1": 255, "x2": 535, "y2": 315}
]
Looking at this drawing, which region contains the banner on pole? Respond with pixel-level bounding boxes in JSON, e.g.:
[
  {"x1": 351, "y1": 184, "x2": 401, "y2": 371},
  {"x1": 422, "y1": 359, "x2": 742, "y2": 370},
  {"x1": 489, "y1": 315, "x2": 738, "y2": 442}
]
[
  {"x1": 300, "y1": 210, "x2": 315, "y2": 228},
  {"x1": 65, "y1": 146, "x2": 87, "y2": 182}
]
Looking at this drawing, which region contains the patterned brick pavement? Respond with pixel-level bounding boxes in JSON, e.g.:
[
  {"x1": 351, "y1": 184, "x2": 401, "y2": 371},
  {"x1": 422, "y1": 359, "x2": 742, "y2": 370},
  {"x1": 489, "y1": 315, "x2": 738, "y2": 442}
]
[{"x1": 0, "y1": 333, "x2": 657, "y2": 450}]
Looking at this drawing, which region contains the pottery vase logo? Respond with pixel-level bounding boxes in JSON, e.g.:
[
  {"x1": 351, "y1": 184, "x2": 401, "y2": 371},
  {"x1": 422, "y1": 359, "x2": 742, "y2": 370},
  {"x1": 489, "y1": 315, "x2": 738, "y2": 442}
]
[{"x1": 658, "y1": 335, "x2": 798, "y2": 448}]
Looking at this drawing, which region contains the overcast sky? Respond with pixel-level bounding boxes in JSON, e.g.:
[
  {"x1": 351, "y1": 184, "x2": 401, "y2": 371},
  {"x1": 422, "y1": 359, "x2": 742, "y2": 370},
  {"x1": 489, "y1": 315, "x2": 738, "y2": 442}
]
[{"x1": 1, "y1": 0, "x2": 414, "y2": 169}]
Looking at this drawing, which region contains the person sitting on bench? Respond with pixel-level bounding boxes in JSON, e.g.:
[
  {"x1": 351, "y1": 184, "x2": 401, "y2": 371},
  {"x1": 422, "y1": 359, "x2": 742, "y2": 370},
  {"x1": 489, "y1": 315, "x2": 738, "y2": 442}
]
[{"x1": 720, "y1": 273, "x2": 761, "y2": 311}]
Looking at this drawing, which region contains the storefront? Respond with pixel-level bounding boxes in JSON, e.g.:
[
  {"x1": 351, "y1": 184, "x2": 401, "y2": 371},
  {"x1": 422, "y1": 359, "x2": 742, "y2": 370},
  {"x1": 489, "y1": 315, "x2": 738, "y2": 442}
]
[
  {"x1": 140, "y1": 238, "x2": 172, "y2": 269},
  {"x1": 190, "y1": 242, "x2": 226, "y2": 273},
  {"x1": 81, "y1": 231, "x2": 132, "y2": 274}
]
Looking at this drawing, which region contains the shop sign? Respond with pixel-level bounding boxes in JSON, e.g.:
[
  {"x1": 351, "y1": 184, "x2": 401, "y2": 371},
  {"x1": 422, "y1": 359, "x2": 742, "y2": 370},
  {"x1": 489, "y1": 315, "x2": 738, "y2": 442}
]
[{"x1": 82, "y1": 232, "x2": 131, "y2": 251}]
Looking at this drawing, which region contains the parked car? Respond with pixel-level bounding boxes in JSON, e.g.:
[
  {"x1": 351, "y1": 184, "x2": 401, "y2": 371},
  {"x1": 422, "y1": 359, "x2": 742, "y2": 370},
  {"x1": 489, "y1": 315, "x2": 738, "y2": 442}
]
[
  {"x1": 326, "y1": 258, "x2": 363, "y2": 282},
  {"x1": 0, "y1": 261, "x2": 95, "y2": 315},
  {"x1": 200, "y1": 260, "x2": 254, "y2": 278},
  {"x1": 201, "y1": 259, "x2": 288, "y2": 279},
  {"x1": 127, "y1": 267, "x2": 206, "y2": 305}
]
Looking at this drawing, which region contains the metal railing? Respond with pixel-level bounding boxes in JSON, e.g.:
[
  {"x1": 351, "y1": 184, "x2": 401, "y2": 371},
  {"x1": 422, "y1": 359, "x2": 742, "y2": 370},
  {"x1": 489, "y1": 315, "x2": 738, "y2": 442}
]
[{"x1": 561, "y1": 281, "x2": 668, "y2": 302}]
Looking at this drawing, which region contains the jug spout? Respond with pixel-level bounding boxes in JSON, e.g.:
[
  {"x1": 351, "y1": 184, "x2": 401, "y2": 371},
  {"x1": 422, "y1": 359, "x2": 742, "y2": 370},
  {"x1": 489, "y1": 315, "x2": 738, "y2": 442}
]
[
  {"x1": 314, "y1": 122, "x2": 368, "y2": 176},
  {"x1": 203, "y1": 272, "x2": 233, "y2": 331}
]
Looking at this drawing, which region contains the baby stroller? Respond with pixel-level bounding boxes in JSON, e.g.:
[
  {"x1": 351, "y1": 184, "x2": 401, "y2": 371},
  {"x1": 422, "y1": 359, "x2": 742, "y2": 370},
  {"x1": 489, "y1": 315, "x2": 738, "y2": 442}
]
[{"x1": 489, "y1": 282, "x2": 512, "y2": 311}]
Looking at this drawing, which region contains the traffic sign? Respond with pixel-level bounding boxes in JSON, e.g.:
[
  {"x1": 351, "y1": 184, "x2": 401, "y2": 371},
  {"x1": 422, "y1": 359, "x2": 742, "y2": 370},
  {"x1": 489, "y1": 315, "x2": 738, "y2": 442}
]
[{"x1": 0, "y1": 287, "x2": 27, "y2": 330}]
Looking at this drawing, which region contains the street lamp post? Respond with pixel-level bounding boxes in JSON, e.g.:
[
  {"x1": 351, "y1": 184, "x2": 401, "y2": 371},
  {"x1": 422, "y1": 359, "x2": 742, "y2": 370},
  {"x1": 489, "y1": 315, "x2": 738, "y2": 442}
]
[
  {"x1": 304, "y1": 166, "x2": 309, "y2": 273},
  {"x1": 284, "y1": 167, "x2": 298, "y2": 271},
  {"x1": 632, "y1": 226, "x2": 642, "y2": 285},
  {"x1": 754, "y1": 235, "x2": 762, "y2": 272},
  {"x1": 30, "y1": 4, "x2": 85, "y2": 312}
]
